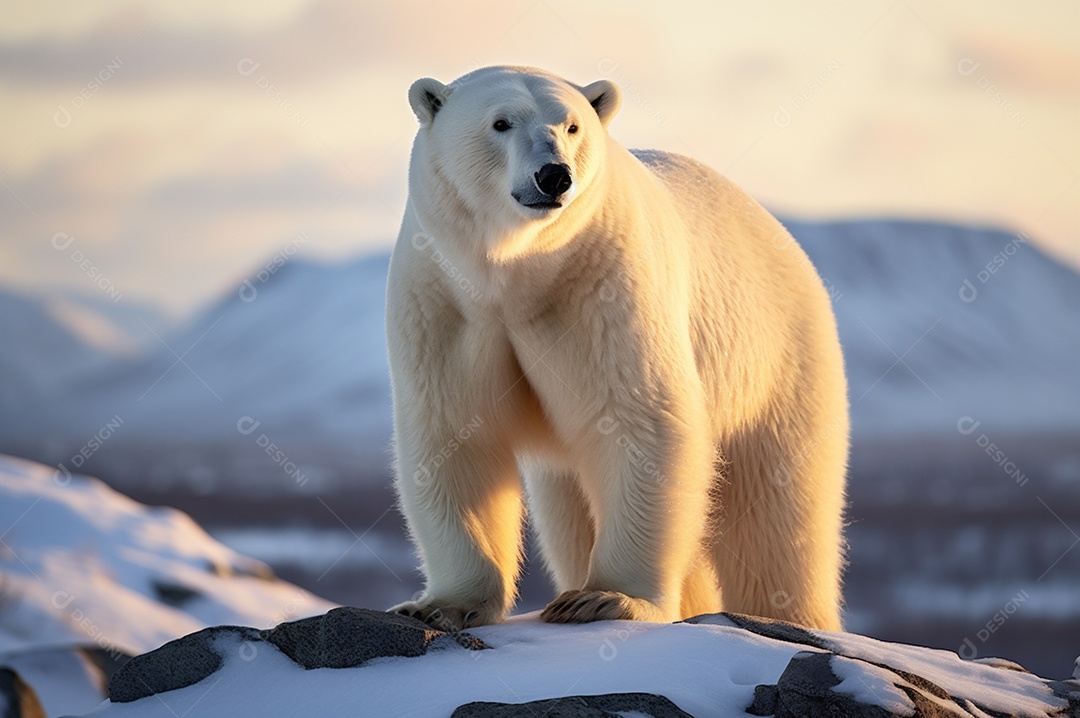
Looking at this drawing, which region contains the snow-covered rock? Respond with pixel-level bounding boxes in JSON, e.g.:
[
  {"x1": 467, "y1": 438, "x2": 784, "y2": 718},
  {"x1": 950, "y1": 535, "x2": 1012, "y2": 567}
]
[
  {"x1": 0, "y1": 453, "x2": 336, "y2": 715},
  {"x1": 1, "y1": 453, "x2": 1076, "y2": 717},
  {"x1": 83, "y1": 609, "x2": 1079, "y2": 718}
]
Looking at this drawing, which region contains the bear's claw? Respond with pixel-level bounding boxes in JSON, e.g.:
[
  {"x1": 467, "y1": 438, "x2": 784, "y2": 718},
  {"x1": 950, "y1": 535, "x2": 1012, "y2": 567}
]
[
  {"x1": 389, "y1": 599, "x2": 489, "y2": 631},
  {"x1": 540, "y1": 589, "x2": 665, "y2": 623}
]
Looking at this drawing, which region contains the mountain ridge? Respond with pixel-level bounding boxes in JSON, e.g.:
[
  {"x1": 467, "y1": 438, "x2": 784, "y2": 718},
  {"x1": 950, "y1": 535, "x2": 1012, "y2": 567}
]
[{"x1": 2, "y1": 218, "x2": 1077, "y2": 457}]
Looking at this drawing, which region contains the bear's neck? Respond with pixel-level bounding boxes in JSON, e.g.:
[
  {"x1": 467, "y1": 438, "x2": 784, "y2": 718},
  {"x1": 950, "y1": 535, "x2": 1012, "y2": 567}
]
[{"x1": 420, "y1": 147, "x2": 651, "y2": 315}]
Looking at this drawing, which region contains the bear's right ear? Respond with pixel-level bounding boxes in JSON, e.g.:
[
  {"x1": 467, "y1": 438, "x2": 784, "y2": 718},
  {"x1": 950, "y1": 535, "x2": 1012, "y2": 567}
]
[{"x1": 409, "y1": 78, "x2": 451, "y2": 126}]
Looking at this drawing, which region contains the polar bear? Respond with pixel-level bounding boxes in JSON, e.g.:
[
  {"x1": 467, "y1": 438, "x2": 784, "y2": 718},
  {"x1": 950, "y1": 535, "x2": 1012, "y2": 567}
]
[{"x1": 386, "y1": 66, "x2": 848, "y2": 632}]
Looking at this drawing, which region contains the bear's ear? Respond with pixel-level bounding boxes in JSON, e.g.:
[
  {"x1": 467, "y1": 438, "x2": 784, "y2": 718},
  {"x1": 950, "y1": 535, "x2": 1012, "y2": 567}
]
[
  {"x1": 581, "y1": 79, "x2": 622, "y2": 128},
  {"x1": 408, "y1": 77, "x2": 452, "y2": 126}
]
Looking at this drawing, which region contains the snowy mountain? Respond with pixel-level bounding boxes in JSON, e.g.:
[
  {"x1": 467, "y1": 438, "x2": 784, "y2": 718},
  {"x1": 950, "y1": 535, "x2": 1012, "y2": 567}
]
[
  {"x1": 50, "y1": 287, "x2": 177, "y2": 356},
  {"x1": 1, "y1": 219, "x2": 1078, "y2": 469},
  {"x1": 0, "y1": 453, "x2": 335, "y2": 715},
  {"x1": 790, "y1": 219, "x2": 1080, "y2": 437},
  {"x1": 0, "y1": 288, "x2": 173, "y2": 437},
  {"x1": 0, "y1": 291, "x2": 116, "y2": 414},
  {"x1": 1, "y1": 256, "x2": 392, "y2": 448}
]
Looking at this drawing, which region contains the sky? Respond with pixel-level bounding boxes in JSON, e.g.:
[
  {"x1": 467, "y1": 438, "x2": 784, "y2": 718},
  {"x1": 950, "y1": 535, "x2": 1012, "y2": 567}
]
[{"x1": 1, "y1": 0, "x2": 1077, "y2": 318}]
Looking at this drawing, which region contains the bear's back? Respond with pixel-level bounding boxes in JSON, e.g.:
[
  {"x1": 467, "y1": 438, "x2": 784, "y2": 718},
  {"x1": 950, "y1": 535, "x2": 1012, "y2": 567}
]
[
  {"x1": 626, "y1": 148, "x2": 806, "y2": 291},
  {"x1": 626, "y1": 147, "x2": 838, "y2": 422}
]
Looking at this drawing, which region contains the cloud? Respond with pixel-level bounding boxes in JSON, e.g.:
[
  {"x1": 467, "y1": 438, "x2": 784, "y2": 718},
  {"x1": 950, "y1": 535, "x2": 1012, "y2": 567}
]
[
  {"x1": 0, "y1": 0, "x2": 553, "y2": 90},
  {"x1": 952, "y1": 32, "x2": 1080, "y2": 94},
  {"x1": 2, "y1": 0, "x2": 1078, "y2": 318},
  {"x1": 0, "y1": 1, "x2": 368, "y2": 87}
]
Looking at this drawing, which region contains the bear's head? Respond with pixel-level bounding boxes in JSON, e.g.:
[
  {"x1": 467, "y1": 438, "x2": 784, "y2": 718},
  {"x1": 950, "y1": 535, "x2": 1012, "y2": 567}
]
[{"x1": 407, "y1": 66, "x2": 621, "y2": 260}]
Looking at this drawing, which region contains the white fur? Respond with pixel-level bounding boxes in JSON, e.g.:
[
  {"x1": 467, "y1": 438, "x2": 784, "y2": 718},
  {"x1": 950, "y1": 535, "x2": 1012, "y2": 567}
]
[{"x1": 387, "y1": 66, "x2": 848, "y2": 631}]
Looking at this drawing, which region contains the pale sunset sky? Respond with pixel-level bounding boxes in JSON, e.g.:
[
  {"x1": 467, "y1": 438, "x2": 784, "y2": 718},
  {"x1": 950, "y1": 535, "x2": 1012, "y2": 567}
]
[{"x1": 2, "y1": 0, "x2": 1077, "y2": 316}]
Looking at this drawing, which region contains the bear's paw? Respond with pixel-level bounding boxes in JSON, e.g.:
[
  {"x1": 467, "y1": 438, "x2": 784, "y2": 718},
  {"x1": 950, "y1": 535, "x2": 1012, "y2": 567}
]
[
  {"x1": 540, "y1": 589, "x2": 667, "y2": 623},
  {"x1": 389, "y1": 597, "x2": 502, "y2": 631}
]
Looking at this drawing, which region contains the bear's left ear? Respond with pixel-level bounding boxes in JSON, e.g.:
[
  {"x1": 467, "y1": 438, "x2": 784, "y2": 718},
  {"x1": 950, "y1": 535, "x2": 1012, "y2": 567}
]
[
  {"x1": 409, "y1": 77, "x2": 452, "y2": 126},
  {"x1": 581, "y1": 79, "x2": 622, "y2": 128}
]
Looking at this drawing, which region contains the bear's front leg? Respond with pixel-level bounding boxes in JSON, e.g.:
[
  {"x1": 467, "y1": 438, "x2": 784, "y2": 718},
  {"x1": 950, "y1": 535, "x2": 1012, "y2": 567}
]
[
  {"x1": 385, "y1": 244, "x2": 533, "y2": 631},
  {"x1": 540, "y1": 391, "x2": 715, "y2": 625},
  {"x1": 390, "y1": 426, "x2": 524, "y2": 631}
]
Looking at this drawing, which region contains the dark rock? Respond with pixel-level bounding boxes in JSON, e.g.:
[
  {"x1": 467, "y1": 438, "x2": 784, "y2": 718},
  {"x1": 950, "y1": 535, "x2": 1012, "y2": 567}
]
[
  {"x1": 0, "y1": 667, "x2": 46, "y2": 718},
  {"x1": 748, "y1": 650, "x2": 1036, "y2": 718},
  {"x1": 109, "y1": 608, "x2": 488, "y2": 703},
  {"x1": 266, "y1": 607, "x2": 487, "y2": 669},
  {"x1": 746, "y1": 651, "x2": 891, "y2": 718},
  {"x1": 451, "y1": 692, "x2": 694, "y2": 717},
  {"x1": 109, "y1": 626, "x2": 259, "y2": 703},
  {"x1": 151, "y1": 579, "x2": 203, "y2": 607},
  {"x1": 683, "y1": 612, "x2": 829, "y2": 651},
  {"x1": 748, "y1": 684, "x2": 779, "y2": 717},
  {"x1": 1045, "y1": 679, "x2": 1080, "y2": 716}
]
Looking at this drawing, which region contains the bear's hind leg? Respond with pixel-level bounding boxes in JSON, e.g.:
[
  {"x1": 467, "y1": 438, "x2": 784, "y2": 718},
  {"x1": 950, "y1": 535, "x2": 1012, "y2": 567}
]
[
  {"x1": 710, "y1": 427, "x2": 846, "y2": 631},
  {"x1": 680, "y1": 556, "x2": 721, "y2": 619},
  {"x1": 522, "y1": 463, "x2": 595, "y2": 593}
]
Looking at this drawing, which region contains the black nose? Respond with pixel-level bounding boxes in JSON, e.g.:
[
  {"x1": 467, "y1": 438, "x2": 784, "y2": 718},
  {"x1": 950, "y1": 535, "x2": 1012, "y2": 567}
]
[{"x1": 534, "y1": 163, "x2": 572, "y2": 198}]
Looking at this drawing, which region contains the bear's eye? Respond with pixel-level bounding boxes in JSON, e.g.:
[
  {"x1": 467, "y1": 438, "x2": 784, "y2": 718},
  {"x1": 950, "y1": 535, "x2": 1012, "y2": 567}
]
[
  {"x1": 568, "y1": 124, "x2": 578, "y2": 134},
  {"x1": 493, "y1": 119, "x2": 511, "y2": 132}
]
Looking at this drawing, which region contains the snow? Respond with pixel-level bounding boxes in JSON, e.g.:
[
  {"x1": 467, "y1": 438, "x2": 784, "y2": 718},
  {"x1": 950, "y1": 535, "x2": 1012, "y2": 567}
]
[
  {"x1": 78, "y1": 612, "x2": 1072, "y2": 718},
  {"x1": 824, "y1": 630, "x2": 1067, "y2": 716},
  {"x1": 0, "y1": 453, "x2": 335, "y2": 660},
  {"x1": 831, "y1": 654, "x2": 916, "y2": 716},
  {"x1": 691, "y1": 614, "x2": 1068, "y2": 716},
  {"x1": 78, "y1": 617, "x2": 813, "y2": 718}
]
